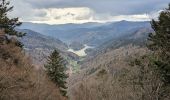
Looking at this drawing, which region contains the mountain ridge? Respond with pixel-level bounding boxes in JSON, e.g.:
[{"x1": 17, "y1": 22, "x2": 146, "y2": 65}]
[{"x1": 19, "y1": 21, "x2": 151, "y2": 48}]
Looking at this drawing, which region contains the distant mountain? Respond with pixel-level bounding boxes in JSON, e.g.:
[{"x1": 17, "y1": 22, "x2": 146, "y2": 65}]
[
  {"x1": 19, "y1": 22, "x2": 106, "y2": 46},
  {"x1": 19, "y1": 21, "x2": 151, "y2": 49},
  {"x1": 95, "y1": 27, "x2": 153, "y2": 52},
  {"x1": 67, "y1": 21, "x2": 151, "y2": 47},
  {"x1": 19, "y1": 22, "x2": 104, "y2": 36}
]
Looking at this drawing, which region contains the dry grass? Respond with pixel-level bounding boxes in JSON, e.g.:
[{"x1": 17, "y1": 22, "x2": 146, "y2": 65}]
[
  {"x1": 0, "y1": 40, "x2": 66, "y2": 100},
  {"x1": 68, "y1": 45, "x2": 166, "y2": 100}
]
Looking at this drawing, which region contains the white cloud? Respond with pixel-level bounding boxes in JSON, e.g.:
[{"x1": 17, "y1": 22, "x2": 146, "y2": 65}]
[
  {"x1": 9, "y1": 0, "x2": 160, "y2": 25},
  {"x1": 109, "y1": 14, "x2": 150, "y2": 22},
  {"x1": 31, "y1": 7, "x2": 96, "y2": 24},
  {"x1": 8, "y1": 0, "x2": 168, "y2": 24},
  {"x1": 19, "y1": 7, "x2": 153, "y2": 24},
  {"x1": 149, "y1": 10, "x2": 163, "y2": 20}
]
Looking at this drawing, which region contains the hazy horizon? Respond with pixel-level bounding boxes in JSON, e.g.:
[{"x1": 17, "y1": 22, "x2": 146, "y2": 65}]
[{"x1": 10, "y1": 0, "x2": 169, "y2": 25}]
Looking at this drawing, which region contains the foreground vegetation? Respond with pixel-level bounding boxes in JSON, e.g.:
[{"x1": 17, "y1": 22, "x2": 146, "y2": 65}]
[
  {"x1": 0, "y1": 0, "x2": 66, "y2": 99},
  {"x1": 0, "y1": 36, "x2": 66, "y2": 100}
]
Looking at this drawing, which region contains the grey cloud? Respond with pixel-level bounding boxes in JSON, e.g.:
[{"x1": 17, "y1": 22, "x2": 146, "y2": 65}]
[
  {"x1": 66, "y1": 13, "x2": 75, "y2": 17},
  {"x1": 55, "y1": 16, "x2": 61, "y2": 20},
  {"x1": 22, "y1": 0, "x2": 170, "y2": 15},
  {"x1": 75, "y1": 15, "x2": 91, "y2": 20},
  {"x1": 35, "y1": 11, "x2": 47, "y2": 17},
  {"x1": 9, "y1": 0, "x2": 170, "y2": 24},
  {"x1": 54, "y1": 13, "x2": 75, "y2": 20}
]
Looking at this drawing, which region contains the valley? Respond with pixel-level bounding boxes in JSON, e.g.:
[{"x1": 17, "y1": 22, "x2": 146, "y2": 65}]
[
  {"x1": 18, "y1": 20, "x2": 156, "y2": 100},
  {"x1": 1, "y1": 0, "x2": 170, "y2": 100},
  {"x1": 18, "y1": 21, "x2": 152, "y2": 73}
]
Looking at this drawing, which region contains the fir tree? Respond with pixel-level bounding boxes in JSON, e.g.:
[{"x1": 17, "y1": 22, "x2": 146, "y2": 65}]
[
  {"x1": 0, "y1": 0, "x2": 25, "y2": 37},
  {"x1": 44, "y1": 50, "x2": 68, "y2": 96},
  {"x1": 148, "y1": 4, "x2": 170, "y2": 84}
]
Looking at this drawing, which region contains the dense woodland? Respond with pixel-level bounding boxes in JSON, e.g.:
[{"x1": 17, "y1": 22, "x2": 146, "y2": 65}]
[{"x1": 0, "y1": 0, "x2": 170, "y2": 100}]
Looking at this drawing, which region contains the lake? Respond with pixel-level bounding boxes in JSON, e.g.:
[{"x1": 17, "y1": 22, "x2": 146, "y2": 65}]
[{"x1": 68, "y1": 44, "x2": 93, "y2": 56}]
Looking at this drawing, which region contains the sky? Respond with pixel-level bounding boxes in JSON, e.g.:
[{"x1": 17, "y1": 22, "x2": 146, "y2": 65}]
[{"x1": 9, "y1": 0, "x2": 170, "y2": 24}]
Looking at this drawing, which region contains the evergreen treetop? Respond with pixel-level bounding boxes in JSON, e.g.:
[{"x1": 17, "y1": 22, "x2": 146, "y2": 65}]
[
  {"x1": 148, "y1": 4, "x2": 170, "y2": 84},
  {"x1": 0, "y1": 0, "x2": 25, "y2": 37},
  {"x1": 45, "y1": 50, "x2": 68, "y2": 97}
]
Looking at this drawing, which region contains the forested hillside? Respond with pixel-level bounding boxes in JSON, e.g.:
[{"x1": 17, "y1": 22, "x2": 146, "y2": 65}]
[
  {"x1": 1, "y1": 0, "x2": 170, "y2": 100},
  {"x1": 0, "y1": 32, "x2": 66, "y2": 100},
  {"x1": 68, "y1": 45, "x2": 149, "y2": 100}
]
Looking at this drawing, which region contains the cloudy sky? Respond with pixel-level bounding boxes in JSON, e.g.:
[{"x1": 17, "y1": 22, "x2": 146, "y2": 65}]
[{"x1": 9, "y1": 0, "x2": 169, "y2": 24}]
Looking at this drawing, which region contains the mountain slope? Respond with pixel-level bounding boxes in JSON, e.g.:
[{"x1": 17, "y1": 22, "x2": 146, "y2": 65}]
[
  {"x1": 19, "y1": 21, "x2": 151, "y2": 49},
  {"x1": 95, "y1": 27, "x2": 153, "y2": 53},
  {"x1": 67, "y1": 21, "x2": 151, "y2": 46},
  {"x1": 68, "y1": 45, "x2": 149, "y2": 100},
  {"x1": 0, "y1": 38, "x2": 66, "y2": 100},
  {"x1": 68, "y1": 26, "x2": 152, "y2": 99},
  {"x1": 20, "y1": 29, "x2": 68, "y2": 50},
  {"x1": 18, "y1": 29, "x2": 79, "y2": 67}
]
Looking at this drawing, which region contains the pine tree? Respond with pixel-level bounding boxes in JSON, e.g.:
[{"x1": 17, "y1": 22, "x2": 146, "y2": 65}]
[
  {"x1": 44, "y1": 50, "x2": 68, "y2": 96},
  {"x1": 0, "y1": 0, "x2": 25, "y2": 37},
  {"x1": 148, "y1": 4, "x2": 170, "y2": 84}
]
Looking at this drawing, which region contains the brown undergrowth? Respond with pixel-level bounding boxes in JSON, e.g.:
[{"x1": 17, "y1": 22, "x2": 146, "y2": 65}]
[{"x1": 0, "y1": 39, "x2": 66, "y2": 100}]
